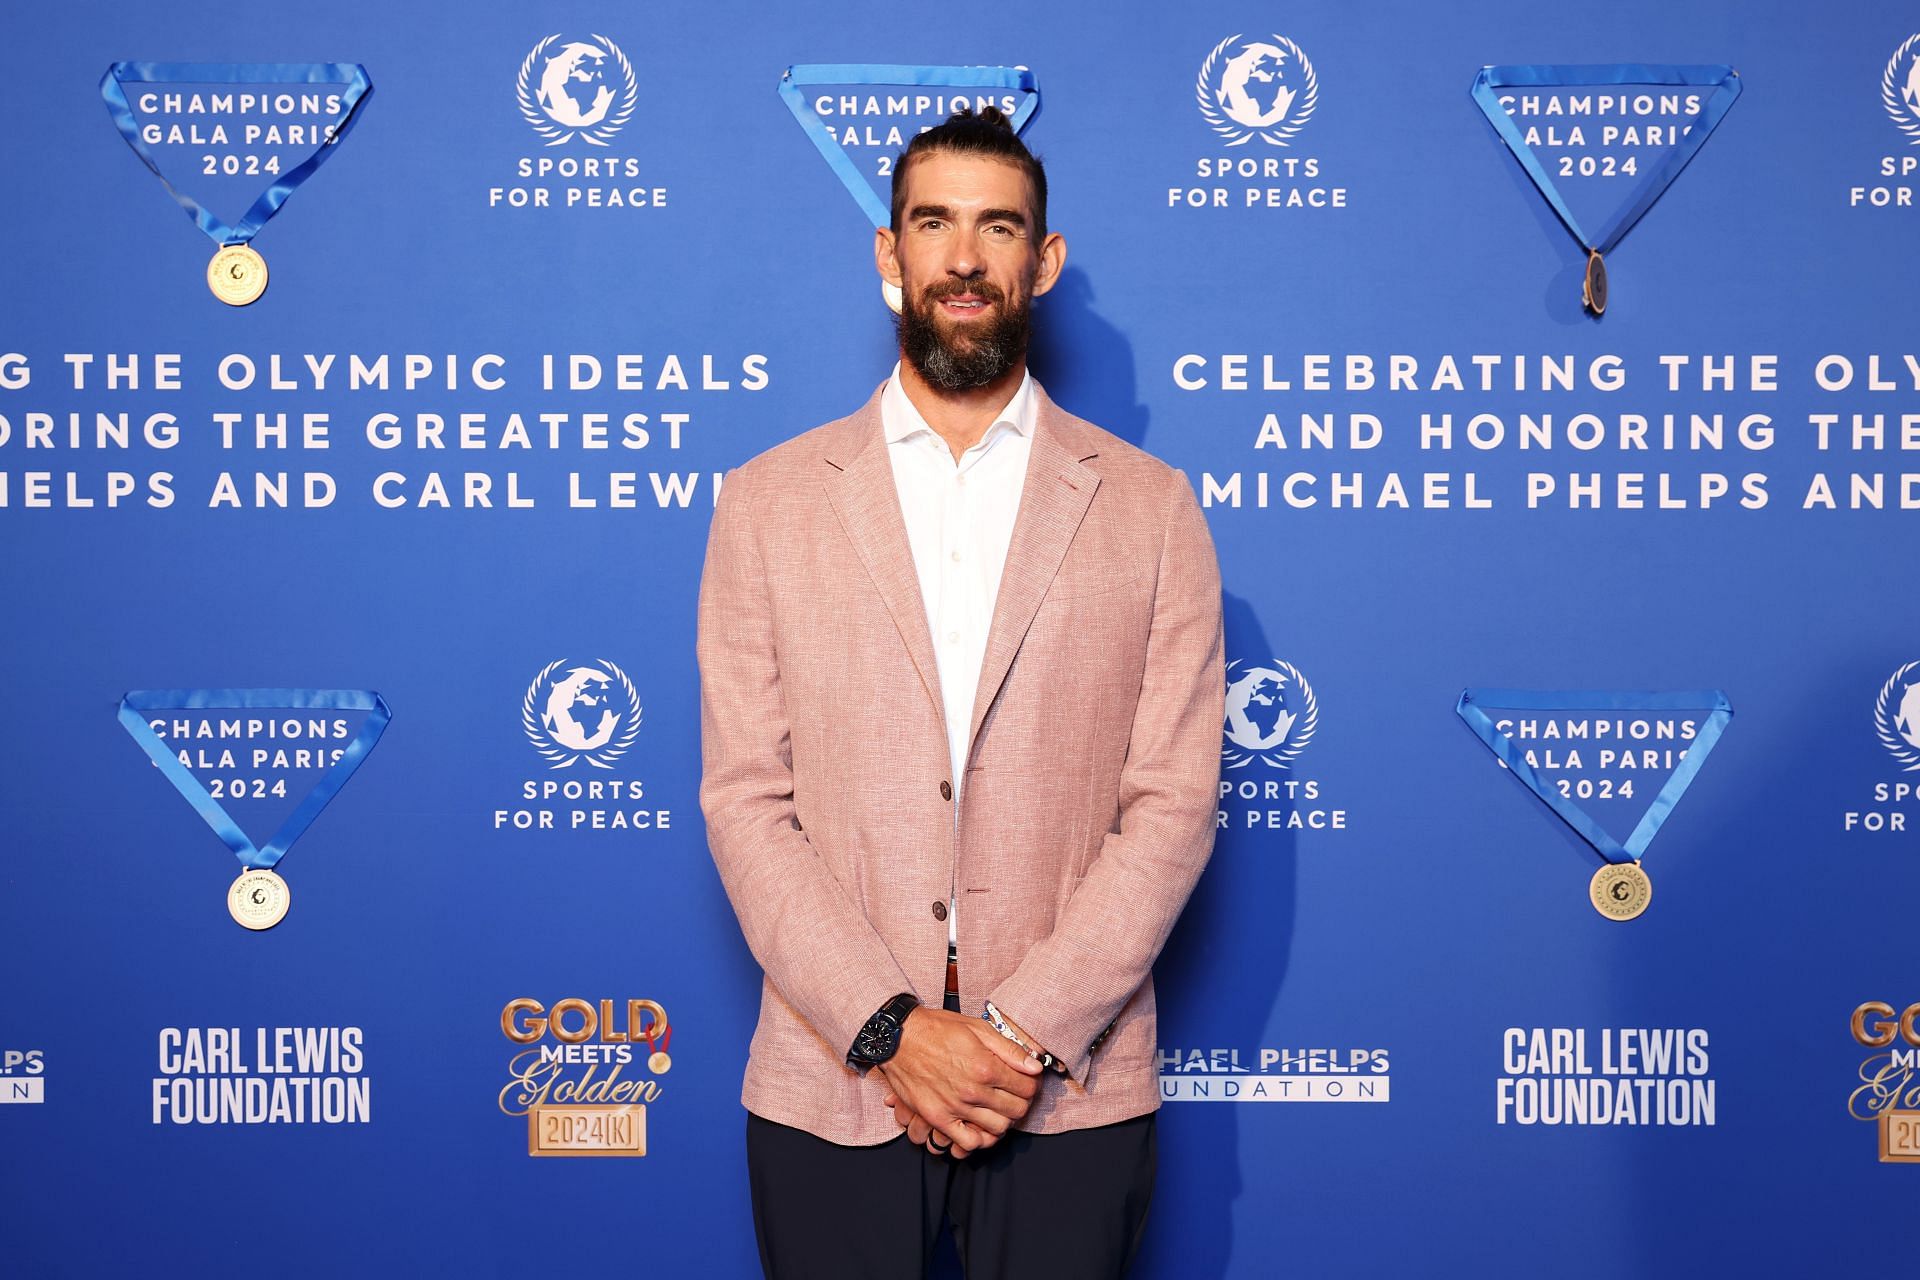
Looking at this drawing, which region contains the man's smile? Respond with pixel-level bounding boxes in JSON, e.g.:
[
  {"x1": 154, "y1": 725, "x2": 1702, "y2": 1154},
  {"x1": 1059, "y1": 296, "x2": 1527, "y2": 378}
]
[{"x1": 924, "y1": 281, "x2": 1004, "y2": 324}]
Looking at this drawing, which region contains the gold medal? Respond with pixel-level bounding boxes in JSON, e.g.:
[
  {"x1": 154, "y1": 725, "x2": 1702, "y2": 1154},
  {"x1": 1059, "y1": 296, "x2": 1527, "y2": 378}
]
[
  {"x1": 207, "y1": 244, "x2": 269, "y2": 306},
  {"x1": 1582, "y1": 249, "x2": 1608, "y2": 316},
  {"x1": 227, "y1": 868, "x2": 290, "y2": 930},
  {"x1": 1588, "y1": 861, "x2": 1650, "y2": 921},
  {"x1": 647, "y1": 1052, "x2": 672, "y2": 1074}
]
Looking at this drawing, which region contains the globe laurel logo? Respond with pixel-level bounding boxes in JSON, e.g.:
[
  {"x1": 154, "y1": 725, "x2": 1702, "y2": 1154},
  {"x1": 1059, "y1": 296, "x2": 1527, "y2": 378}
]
[
  {"x1": 1873, "y1": 661, "x2": 1920, "y2": 771},
  {"x1": 522, "y1": 659, "x2": 643, "y2": 769},
  {"x1": 516, "y1": 34, "x2": 638, "y2": 146},
  {"x1": 1197, "y1": 33, "x2": 1318, "y2": 146},
  {"x1": 1222, "y1": 659, "x2": 1318, "y2": 770},
  {"x1": 1884, "y1": 35, "x2": 1920, "y2": 144}
]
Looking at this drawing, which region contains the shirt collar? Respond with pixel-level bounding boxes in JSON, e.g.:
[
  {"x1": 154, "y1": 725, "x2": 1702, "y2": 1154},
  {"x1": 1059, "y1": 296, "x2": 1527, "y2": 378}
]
[{"x1": 881, "y1": 362, "x2": 1034, "y2": 448}]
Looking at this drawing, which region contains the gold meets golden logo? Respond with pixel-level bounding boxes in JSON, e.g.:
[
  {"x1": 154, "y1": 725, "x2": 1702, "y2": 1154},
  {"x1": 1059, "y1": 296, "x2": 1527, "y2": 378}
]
[
  {"x1": 499, "y1": 998, "x2": 671, "y2": 1158},
  {"x1": 1847, "y1": 1001, "x2": 1920, "y2": 1162}
]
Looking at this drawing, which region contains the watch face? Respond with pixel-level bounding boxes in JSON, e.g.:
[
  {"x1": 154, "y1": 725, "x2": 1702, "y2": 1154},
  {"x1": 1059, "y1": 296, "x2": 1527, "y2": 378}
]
[
  {"x1": 855, "y1": 1021, "x2": 896, "y2": 1065},
  {"x1": 852, "y1": 996, "x2": 915, "y2": 1066}
]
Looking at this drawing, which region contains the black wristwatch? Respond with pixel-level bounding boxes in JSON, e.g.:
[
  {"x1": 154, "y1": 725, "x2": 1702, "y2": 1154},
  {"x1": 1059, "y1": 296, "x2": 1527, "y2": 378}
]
[{"x1": 847, "y1": 993, "x2": 920, "y2": 1068}]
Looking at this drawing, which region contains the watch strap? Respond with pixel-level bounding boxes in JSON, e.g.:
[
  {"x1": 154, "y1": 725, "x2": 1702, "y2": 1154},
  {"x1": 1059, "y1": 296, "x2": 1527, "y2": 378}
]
[{"x1": 847, "y1": 992, "x2": 919, "y2": 1068}]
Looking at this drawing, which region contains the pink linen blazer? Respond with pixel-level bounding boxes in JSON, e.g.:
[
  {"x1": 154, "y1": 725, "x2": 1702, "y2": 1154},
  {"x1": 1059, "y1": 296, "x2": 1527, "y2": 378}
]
[{"x1": 697, "y1": 380, "x2": 1224, "y2": 1144}]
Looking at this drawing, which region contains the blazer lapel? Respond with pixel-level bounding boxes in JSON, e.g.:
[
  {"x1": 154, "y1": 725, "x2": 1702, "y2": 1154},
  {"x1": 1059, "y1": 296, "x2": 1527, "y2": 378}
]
[
  {"x1": 821, "y1": 389, "x2": 950, "y2": 742},
  {"x1": 964, "y1": 386, "x2": 1101, "y2": 762}
]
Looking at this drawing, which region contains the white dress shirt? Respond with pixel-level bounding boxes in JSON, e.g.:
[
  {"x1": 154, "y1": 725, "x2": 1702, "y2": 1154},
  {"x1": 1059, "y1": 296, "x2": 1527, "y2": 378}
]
[{"x1": 881, "y1": 363, "x2": 1034, "y2": 943}]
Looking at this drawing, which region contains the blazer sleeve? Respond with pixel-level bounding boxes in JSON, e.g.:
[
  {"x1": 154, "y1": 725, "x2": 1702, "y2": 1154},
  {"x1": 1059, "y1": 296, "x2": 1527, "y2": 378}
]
[
  {"x1": 697, "y1": 464, "x2": 916, "y2": 1061},
  {"x1": 986, "y1": 469, "x2": 1225, "y2": 1081}
]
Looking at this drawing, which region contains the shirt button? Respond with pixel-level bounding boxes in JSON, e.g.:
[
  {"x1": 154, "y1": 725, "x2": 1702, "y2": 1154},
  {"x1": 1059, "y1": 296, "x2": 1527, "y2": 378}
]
[
  {"x1": 939, "y1": 780, "x2": 953, "y2": 801},
  {"x1": 946, "y1": 631, "x2": 959, "y2": 644},
  {"x1": 950, "y1": 550, "x2": 962, "y2": 562},
  {"x1": 932, "y1": 901, "x2": 949, "y2": 922}
]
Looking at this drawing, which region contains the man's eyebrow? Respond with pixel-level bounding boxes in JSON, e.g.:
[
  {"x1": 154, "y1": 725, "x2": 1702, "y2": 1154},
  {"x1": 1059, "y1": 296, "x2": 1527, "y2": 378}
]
[
  {"x1": 978, "y1": 207, "x2": 1027, "y2": 228},
  {"x1": 907, "y1": 203, "x2": 954, "y2": 222}
]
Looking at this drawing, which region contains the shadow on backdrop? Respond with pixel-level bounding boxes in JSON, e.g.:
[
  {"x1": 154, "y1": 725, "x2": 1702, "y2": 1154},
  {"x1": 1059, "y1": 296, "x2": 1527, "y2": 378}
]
[
  {"x1": 1132, "y1": 592, "x2": 1299, "y2": 1279},
  {"x1": 1029, "y1": 266, "x2": 1150, "y2": 448}
]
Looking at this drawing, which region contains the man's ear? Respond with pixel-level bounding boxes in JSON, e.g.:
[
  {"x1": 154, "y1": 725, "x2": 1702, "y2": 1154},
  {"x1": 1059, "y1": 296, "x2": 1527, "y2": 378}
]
[
  {"x1": 875, "y1": 226, "x2": 903, "y2": 290},
  {"x1": 1031, "y1": 232, "x2": 1067, "y2": 298}
]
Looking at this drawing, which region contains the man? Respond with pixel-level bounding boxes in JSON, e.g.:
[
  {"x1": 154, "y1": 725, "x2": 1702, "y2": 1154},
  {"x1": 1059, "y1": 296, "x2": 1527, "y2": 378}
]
[{"x1": 698, "y1": 107, "x2": 1224, "y2": 1279}]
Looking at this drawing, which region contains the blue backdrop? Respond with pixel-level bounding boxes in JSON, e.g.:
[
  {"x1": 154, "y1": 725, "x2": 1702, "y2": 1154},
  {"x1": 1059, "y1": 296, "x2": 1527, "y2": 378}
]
[{"x1": 3, "y1": 1, "x2": 1918, "y2": 1275}]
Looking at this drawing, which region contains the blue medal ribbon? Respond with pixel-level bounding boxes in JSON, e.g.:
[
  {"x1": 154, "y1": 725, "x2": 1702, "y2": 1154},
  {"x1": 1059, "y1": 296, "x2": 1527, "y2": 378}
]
[
  {"x1": 1455, "y1": 689, "x2": 1732, "y2": 866},
  {"x1": 118, "y1": 689, "x2": 391, "y2": 872},
  {"x1": 100, "y1": 63, "x2": 374, "y2": 248},
  {"x1": 1469, "y1": 65, "x2": 1740, "y2": 261},
  {"x1": 777, "y1": 65, "x2": 1039, "y2": 228}
]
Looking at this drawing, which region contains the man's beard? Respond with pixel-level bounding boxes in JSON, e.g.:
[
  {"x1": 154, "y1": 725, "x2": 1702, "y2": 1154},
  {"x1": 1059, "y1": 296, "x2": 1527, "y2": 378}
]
[{"x1": 896, "y1": 278, "x2": 1030, "y2": 392}]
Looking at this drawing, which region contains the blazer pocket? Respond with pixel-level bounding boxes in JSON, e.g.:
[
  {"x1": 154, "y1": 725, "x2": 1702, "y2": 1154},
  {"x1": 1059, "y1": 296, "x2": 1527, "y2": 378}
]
[{"x1": 1040, "y1": 567, "x2": 1146, "y2": 605}]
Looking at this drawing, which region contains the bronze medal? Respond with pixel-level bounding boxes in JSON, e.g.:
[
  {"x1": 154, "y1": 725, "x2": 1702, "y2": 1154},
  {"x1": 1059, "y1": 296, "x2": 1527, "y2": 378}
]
[{"x1": 1582, "y1": 250, "x2": 1608, "y2": 316}]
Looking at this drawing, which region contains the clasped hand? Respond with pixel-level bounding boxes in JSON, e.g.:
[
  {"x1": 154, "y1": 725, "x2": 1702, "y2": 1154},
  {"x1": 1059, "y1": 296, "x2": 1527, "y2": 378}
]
[{"x1": 877, "y1": 1007, "x2": 1044, "y2": 1158}]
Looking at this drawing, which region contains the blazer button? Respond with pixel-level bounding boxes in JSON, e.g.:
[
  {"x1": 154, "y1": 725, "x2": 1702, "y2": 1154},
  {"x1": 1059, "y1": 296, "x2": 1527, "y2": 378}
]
[
  {"x1": 932, "y1": 901, "x2": 948, "y2": 922},
  {"x1": 939, "y1": 780, "x2": 952, "y2": 801}
]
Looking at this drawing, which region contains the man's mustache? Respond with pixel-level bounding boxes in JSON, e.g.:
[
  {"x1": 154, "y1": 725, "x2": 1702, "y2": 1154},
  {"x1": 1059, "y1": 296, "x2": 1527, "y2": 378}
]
[{"x1": 922, "y1": 278, "x2": 1007, "y2": 305}]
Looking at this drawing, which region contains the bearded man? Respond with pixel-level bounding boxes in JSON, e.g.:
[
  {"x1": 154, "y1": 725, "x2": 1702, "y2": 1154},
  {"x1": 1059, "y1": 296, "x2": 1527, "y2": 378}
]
[{"x1": 698, "y1": 106, "x2": 1224, "y2": 1279}]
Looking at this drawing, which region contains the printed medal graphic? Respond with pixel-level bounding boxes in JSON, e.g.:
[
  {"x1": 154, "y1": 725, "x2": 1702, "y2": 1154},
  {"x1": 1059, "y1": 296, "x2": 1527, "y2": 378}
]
[
  {"x1": 1196, "y1": 34, "x2": 1317, "y2": 146},
  {"x1": 523, "y1": 660, "x2": 642, "y2": 769},
  {"x1": 1455, "y1": 689, "x2": 1732, "y2": 920},
  {"x1": 517, "y1": 34, "x2": 637, "y2": 145},
  {"x1": 100, "y1": 62, "x2": 373, "y2": 304},
  {"x1": 118, "y1": 690, "x2": 391, "y2": 928},
  {"x1": 1468, "y1": 64, "x2": 1740, "y2": 313},
  {"x1": 777, "y1": 62, "x2": 1039, "y2": 311}
]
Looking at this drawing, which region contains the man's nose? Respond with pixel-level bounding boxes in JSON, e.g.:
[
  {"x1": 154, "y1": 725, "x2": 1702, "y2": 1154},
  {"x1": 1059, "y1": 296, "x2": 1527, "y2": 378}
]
[{"x1": 945, "y1": 247, "x2": 985, "y2": 281}]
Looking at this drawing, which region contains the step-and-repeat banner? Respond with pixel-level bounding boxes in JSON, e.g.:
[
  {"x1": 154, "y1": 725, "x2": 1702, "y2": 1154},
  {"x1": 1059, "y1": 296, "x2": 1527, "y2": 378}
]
[{"x1": 3, "y1": 1, "x2": 1916, "y2": 1274}]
